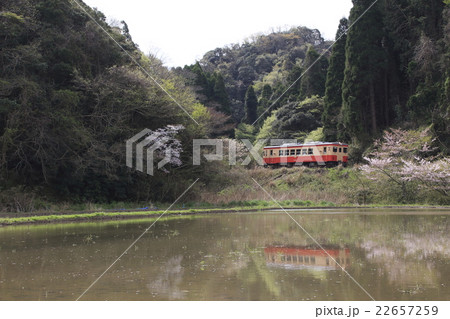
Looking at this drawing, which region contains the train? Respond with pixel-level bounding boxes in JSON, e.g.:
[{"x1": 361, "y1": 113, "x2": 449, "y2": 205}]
[
  {"x1": 264, "y1": 246, "x2": 351, "y2": 270},
  {"x1": 263, "y1": 141, "x2": 349, "y2": 168}
]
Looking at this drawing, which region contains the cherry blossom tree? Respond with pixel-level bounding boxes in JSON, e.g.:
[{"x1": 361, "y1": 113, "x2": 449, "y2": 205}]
[
  {"x1": 145, "y1": 125, "x2": 184, "y2": 173},
  {"x1": 361, "y1": 128, "x2": 449, "y2": 202}
]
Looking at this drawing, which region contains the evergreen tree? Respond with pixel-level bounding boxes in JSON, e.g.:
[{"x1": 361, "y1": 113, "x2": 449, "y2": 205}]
[
  {"x1": 190, "y1": 62, "x2": 211, "y2": 98},
  {"x1": 286, "y1": 65, "x2": 304, "y2": 99},
  {"x1": 299, "y1": 47, "x2": 328, "y2": 99},
  {"x1": 257, "y1": 84, "x2": 273, "y2": 117},
  {"x1": 323, "y1": 18, "x2": 348, "y2": 141},
  {"x1": 261, "y1": 84, "x2": 273, "y2": 100},
  {"x1": 212, "y1": 72, "x2": 231, "y2": 114},
  {"x1": 243, "y1": 85, "x2": 258, "y2": 124},
  {"x1": 340, "y1": 0, "x2": 388, "y2": 141}
]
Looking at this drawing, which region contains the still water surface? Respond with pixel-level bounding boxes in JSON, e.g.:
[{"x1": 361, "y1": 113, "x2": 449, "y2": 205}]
[{"x1": 0, "y1": 209, "x2": 448, "y2": 300}]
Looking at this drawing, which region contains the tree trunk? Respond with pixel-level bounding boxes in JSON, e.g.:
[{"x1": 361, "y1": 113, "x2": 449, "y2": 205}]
[
  {"x1": 384, "y1": 70, "x2": 390, "y2": 126},
  {"x1": 369, "y1": 79, "x2": 377, "y2": 133}
]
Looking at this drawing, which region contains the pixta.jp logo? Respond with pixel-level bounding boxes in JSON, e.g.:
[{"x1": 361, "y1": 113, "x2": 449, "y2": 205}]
[{"x1": 126, "y1": 126, "x2": 184, "y2": 176}]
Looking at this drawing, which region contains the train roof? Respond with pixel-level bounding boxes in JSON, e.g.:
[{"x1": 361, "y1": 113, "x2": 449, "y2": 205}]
[{"x1": 263, "y1": 141, "x2": 348, "y2": 149}]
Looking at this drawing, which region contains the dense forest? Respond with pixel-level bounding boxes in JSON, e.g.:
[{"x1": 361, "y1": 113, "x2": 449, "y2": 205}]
[
  {"x1": 0, "y1": 0, "x2": 449, "y2": 210},
  {"x1": 0, "y1": 0, "x2": 215, "y2": 205}
]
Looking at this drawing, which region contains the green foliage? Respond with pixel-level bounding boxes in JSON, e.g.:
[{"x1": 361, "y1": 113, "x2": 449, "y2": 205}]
[
  {"x1": 0, "y1": 0, "x2": 207, "y2": 203},
  {"x1": 257, "y1": 84, "x2": 273, "y2": 117},
  {"x1": 304, "y1": 127, "x2": 324, "y2": 142},
  {"x1": 243, "y1": 85, "x2": 258, "y2": 124},
  {"x1": 256, "y1": 112, "x2": 277, "y2": 140},
  {"x1": 235, "y1": 123, "x2": 256, "y2": 143},
  {"x1": 213, "y1": 73, "x2": 231, "y2": 114},
  {"x1": 340, "y1": 0, "x2": 388, "y2": 141},
  {"x1": 2, "y1": 0, "x2": 449, "y2": 210},
  {"x1": 299, "y1": 47, "x2": 328, "y2": 99},
  {"x1": 272, "y1": 96, "x2": 324, "y2": 139},
  {"x1": 196, "y1": 27, "x2": 331, "y2": 122},
  {"x1": 323, "y1": 18, "x2": 348, "y2": 141},
  {"x1": 183, "y1": 63, "x2": 231, "y2": 116}
]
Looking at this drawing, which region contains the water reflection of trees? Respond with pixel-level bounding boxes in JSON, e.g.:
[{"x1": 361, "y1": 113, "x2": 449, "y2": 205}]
[
  {"x1": 0, "y1": 212, "x2": 448, "y2": 300},
  {"x1": 147, "y1": 255, "x2": 185, "y2": 300},
  {"x1": 361, "y1": 231, "x2": 449, "y2": 287}
]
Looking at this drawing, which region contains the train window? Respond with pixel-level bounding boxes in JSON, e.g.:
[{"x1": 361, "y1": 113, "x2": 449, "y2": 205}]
[
  {"x1": 298, "y1": 256, "x2": 303, "y2": 262},
  {"x1": 296, "y1": 149, "x2": 301, "y2": 155},
  {"x1": 279, "y1": 150, "x2": 282, "y2": 156},
  {"x1": 343, "y1": 148, "x2": 347, "y2": 154},
  {"x1": 311, "y1": 256, "x2": 316, "y2": 264},
  {"x1": 333, "y1": 147, "x2": 338, "y2": 153},
  {"x1": 308, "y1": 148, "x2": 313, "y2": 155},
  {"x1": 302, "y1": 149, "x2": 307, "y2": 155},
  {"x1": 270, "y1": 150, "x2": 273, "y2": 156},
  {"x1": 287, "y1": 255, "x2": 291, "y2": 262},
  {"x1": 323, "y1": 147, "x2": 327, "y2": 153},
  {"x1": 304, "y1": 256, "x2": 309, "y2": 263},
  {"x1": 290, "y1": 149, "x2": 295, "y2": 156},
  {"x1": 293, "y1": 255, "x2": 297, "y2": 262},
  {"x1": 339, "y1": 147, "x2": 342, "y2": 152}
]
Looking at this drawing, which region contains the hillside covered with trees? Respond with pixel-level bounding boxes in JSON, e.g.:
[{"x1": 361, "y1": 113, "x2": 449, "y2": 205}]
[
  {"x1": 0, "y1": 0, "x2": 449, "y2": 211},
  {"x1": 182, "y1": 0, "x2": 449, "y2": 155},
  {"x1": 0, "y1": 0, "x2": 216, "y2": 205}
]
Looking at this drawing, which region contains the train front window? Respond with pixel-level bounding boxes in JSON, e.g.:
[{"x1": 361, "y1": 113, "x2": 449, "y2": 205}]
[
  {"x1": 333, "y1": 147, "x2": 338, "y2": 153},
  {"x1": 343, "y1": 148, "x2": 347, "y2": 154},
  {"x1": 270, "y1": 150, "x2": 273, "y2": 156},
  {"x1": 339, "y1": 147, "x2": 342, "y2": 152}
]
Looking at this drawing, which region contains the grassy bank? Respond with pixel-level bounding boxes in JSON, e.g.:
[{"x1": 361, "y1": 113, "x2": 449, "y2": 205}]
[
  {"x1": 1, "y1": 203, "x2": 449, "y2": 226},
  {"x1": 0, "y1": 199, "x2": 333, "y2": 226},
  {"x1": 199, "y1": 165, "x2": 449, "y2": 206},
  {"x1": 0, "y1": 207, "x2": 251, "y2": 226},
  {"x1": 1, "y1": 165, "x2": 448, "y2": 220}
]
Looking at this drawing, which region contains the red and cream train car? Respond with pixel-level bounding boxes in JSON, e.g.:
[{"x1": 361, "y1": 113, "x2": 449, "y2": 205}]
[
  {"x1": 263, "y1": 142, "x2": 349, "y2": 167},
  {"x1": 264, "y1": 246, "x2": 351, "y2": 270}
]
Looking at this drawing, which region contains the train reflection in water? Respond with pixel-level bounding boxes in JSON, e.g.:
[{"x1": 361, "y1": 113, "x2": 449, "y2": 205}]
[{"x1": 264, "y1": 246, "x2": 351, "y2": 270}]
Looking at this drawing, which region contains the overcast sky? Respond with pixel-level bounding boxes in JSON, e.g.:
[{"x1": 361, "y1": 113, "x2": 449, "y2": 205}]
[{"x1": 82, "y1": 0, "x2": 353, "y2": 67}]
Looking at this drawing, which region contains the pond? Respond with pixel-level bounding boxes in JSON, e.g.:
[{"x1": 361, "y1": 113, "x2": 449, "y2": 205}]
[{"x1": 0, "y1": 209, "x2": 449, "y2": 301}]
